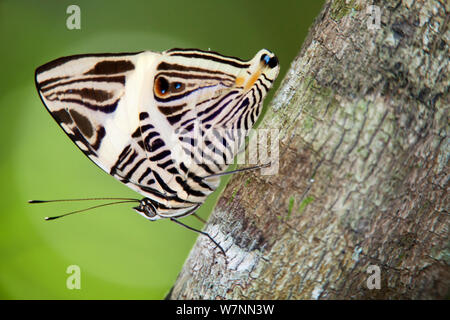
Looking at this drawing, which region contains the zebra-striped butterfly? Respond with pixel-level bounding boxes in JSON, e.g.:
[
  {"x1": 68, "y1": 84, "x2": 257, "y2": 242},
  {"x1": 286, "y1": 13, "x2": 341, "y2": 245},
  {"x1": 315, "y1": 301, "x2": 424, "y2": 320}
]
[{"x1": 34, "y1": 48, "x2": 279, "y2": 252}]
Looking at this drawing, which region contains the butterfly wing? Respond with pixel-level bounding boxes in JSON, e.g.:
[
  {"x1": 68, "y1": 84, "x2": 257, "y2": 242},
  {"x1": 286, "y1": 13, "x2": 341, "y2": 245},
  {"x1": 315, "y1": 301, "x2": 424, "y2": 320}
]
[
  {"x1": 36, "y1": 53, "x2": 167, "y2": 196},
  {"x1": 35, "y1": 49, "x2": 280, "y2": 219},
  {"x1": 36, "y1": 53, "x2": 138, "y2": 169}
]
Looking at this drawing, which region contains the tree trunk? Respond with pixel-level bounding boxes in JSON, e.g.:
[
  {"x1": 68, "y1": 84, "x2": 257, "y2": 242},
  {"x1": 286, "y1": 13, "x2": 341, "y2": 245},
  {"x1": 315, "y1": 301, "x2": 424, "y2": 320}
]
[{"x1": 168, "y1": 0, "x2": 449, "y2": 299}]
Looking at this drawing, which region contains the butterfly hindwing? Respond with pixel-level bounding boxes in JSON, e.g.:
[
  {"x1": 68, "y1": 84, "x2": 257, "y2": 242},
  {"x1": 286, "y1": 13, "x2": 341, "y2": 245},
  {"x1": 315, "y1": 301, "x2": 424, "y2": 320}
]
[{"x1": 35, "y1": 53, "x2": 140, "y2": 170}]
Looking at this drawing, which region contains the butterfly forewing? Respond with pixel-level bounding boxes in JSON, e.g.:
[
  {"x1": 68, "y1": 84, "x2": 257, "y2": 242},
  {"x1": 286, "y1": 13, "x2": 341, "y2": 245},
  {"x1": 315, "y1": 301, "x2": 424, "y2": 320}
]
[{"x1": 35, "y1": 48, "x2": 279, "y2": 220}]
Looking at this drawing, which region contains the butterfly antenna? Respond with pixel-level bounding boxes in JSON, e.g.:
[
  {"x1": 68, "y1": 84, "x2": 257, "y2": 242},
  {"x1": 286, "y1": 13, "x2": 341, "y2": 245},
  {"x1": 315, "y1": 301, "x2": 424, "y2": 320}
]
[
  {"x1": 28, "y1": 197, "x2": 140, "y2": 204},
  {"x1": 34, "y1": 200, "x2": 139, "y2": 221}
]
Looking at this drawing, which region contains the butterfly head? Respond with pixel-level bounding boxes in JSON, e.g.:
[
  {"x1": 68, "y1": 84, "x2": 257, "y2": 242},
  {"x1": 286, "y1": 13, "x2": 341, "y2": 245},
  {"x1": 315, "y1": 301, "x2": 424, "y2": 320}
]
[
  {"x1": 258, "y1": 49, "x2": 279, "y2": 80},
  {"x1": 235, "y1": 49, "x2": 279, "y2": 91},
  {"x1": 133, "y1": 198, "x2": 160, "y2": 221}
]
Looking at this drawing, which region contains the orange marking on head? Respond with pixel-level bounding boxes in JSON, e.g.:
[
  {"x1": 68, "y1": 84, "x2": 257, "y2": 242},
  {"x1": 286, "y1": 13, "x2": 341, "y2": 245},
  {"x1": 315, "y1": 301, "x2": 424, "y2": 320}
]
[
  {"x1": 244, "y1": 70, "x2": 261, "y2": 91},
  {"x1": 235, "y1": 76, "x2": 245, "y2": 87}
]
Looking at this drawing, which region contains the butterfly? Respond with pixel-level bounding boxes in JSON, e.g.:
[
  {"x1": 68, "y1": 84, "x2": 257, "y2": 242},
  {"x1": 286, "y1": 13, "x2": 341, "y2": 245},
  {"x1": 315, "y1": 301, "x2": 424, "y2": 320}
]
[{"x1": 33, "y1": 48, "x2": 279, "y2": 253}]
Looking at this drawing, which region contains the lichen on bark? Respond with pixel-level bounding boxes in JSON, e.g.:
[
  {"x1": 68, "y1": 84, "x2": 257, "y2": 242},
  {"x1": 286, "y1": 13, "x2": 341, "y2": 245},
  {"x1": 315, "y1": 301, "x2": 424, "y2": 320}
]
[{"x1": 168, "y1": 0, "x2": 449, "y2": 299}]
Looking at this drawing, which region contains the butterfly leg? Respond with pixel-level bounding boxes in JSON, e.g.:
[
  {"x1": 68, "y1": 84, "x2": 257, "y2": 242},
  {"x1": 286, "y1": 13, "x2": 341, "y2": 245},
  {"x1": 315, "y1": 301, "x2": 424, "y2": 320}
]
[
  {"x1": 202, "y1": 163, "x2": 270, "y2": 179},
  {"x1": 170, "y1": 217, "x2": 226, "y2": 257},
  {"x1": 191, "y1": 212, "x2": 207, "y2": 224}
]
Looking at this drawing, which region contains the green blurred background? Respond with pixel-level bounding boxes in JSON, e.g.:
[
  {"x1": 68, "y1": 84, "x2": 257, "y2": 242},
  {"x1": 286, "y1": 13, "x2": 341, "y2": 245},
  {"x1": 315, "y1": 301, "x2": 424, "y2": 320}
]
[{"x1": 0, "y1": 0, "x2": 323, "y2": 299}]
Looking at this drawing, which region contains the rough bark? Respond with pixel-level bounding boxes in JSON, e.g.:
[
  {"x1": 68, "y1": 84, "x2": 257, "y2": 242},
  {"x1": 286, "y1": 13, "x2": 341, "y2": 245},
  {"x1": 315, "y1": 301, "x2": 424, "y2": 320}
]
[{"x1": 168, "y1": 0, "x2": 449, "y2": 299}]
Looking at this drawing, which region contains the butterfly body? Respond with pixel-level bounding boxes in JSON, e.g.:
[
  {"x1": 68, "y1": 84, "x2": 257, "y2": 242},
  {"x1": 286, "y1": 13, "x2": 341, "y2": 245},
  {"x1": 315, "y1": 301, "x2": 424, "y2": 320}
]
[{"x1": 35, "y1": 48, "x2": 279, "y2": 220}]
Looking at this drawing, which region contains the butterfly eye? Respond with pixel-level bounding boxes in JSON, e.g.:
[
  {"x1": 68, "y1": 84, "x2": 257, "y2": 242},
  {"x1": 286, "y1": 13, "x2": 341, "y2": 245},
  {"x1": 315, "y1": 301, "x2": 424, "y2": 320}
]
[
  {"x1": 171, "y1": 82, "x2": 185, "y2": 92},
  {"x1": 260, "y1": 54, "x2": 278, "y2": 69},
  {"x1": 155, "y1": 76, "x2": 170, "y2": 96}
]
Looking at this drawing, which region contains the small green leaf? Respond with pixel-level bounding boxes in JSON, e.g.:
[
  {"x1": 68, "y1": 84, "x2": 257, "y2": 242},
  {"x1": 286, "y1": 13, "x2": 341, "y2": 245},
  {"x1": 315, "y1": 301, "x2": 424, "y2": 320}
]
[{"x1": 298, "y1": 196, "x2": 315, "y2": 214}]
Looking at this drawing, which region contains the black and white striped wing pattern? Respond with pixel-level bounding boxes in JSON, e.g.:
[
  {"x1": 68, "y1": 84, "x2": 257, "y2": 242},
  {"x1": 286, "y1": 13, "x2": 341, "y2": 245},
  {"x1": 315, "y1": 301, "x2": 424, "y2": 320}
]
[{"x1": 35, "y1": 48, "x2": 279, "y2": 220}]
